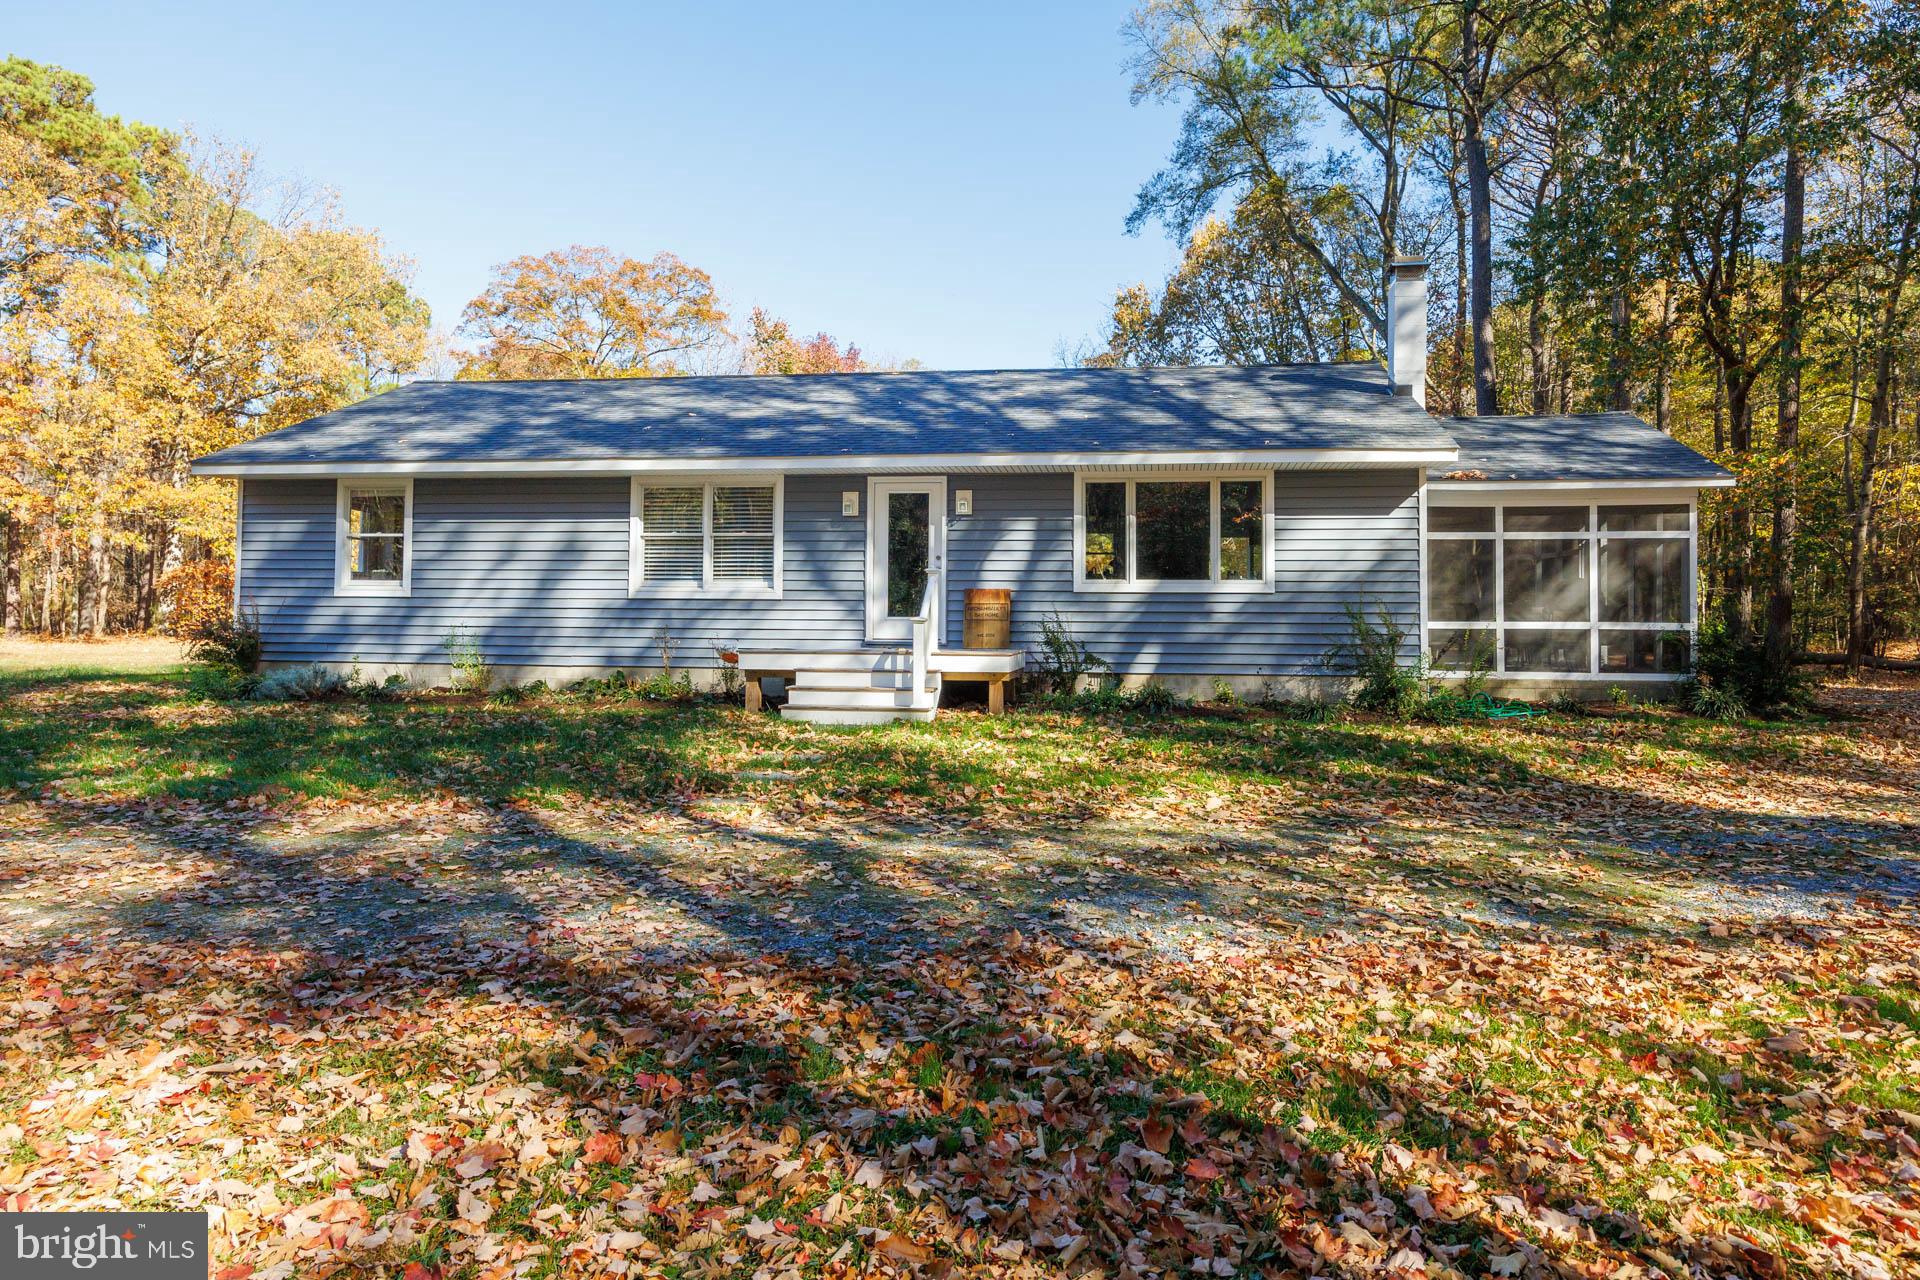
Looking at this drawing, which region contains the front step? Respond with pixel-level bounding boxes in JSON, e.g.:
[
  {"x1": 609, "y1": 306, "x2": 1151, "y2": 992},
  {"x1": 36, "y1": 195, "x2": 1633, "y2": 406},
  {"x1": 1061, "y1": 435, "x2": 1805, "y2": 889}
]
[
  {"x1": 786, "y1": 684, "x2": 931, "y2": 710},
  {"x1": 782, "y1": 704, "x2": 938, "y2": 726},
  {"x1": 775, "y1": 652, "x2": 940, "y2": 725},
  {"x1": 792, "y1": 667, "x2": 914, "y2": 691}
]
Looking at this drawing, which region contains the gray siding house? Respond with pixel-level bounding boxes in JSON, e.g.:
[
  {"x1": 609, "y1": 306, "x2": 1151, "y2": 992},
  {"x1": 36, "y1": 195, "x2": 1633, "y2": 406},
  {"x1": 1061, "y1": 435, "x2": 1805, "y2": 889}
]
[{"x1": 193, "y1": 263, "x2": 1731, "y2": 723}]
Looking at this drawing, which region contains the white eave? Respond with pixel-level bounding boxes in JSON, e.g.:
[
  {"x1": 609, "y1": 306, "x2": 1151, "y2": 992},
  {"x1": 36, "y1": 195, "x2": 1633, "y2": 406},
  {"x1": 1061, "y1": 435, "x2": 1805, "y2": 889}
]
[
  {"x1": 1428, "y1": 476, "x2": 1736, "y2": 490},
  {"x1": 190, "y1": 446, "x2": 1459, "y2": 478}
]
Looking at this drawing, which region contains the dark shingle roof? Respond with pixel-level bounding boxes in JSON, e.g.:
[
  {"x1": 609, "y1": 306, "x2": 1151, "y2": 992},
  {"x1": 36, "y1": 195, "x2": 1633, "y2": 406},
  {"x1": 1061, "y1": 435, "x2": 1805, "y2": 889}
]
[
  {"x1": 1438, "y1": 413, "x2": 1731, "y2": 484},
  {"x1": 190, "y1": 364, "x2": 1730, "y2": 485},
  {"x1": 193, "y1": 362, "x2": 1451, "y2": 468}
]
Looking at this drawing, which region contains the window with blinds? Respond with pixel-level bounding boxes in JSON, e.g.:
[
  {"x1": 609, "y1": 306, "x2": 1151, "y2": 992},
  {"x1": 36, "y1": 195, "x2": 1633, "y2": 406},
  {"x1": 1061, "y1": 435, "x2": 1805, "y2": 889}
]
[
  {"x1": 640, "y1": 487, "x2": 703, "y2": 584},
  {"x1": 712, "y1": 485, "x2": 775, "y2": 584},
  {"x1": 632, "y1": 479, "x2": 780, "y2": 592}
]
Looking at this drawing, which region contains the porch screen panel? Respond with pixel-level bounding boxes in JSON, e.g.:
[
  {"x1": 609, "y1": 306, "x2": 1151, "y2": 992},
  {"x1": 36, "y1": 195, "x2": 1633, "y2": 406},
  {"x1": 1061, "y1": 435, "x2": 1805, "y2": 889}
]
[
  {"x1": 1599, "y1": 538, "x2": 1686, "y2": 623},
  {"x1": 1429, "y1": 538, "x2": 1495, "y2": 622},
  {"x1": 1503, "y1": 538, "x2": 1589, "y2": 622},
  {"x1": 1428, "y1": 500, "x2": 1696, "y2": 676}
]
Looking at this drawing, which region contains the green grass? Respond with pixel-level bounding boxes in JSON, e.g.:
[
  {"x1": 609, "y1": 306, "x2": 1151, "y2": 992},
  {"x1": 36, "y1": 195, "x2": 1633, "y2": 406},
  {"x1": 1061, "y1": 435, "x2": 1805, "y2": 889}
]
[{"x1": 0, "y1": 654, "x2": 1869, "y2": 822}]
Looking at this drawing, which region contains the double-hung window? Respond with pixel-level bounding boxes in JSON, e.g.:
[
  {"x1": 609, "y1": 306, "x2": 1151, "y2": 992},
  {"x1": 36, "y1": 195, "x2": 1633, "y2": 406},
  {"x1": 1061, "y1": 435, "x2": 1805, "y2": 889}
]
[
  {"x1": 1427, "y1": 499, "x2": 1694, "y2": 676},
  {"x1": 335, "y1": 479, "x2": 412, "y2": 596},
  {"x1": 630, "y1": 477, "x2": 782, "y2": 595},
  {"x1": 1075, "y1": 474, "x2": 1270, "y2": 591}
]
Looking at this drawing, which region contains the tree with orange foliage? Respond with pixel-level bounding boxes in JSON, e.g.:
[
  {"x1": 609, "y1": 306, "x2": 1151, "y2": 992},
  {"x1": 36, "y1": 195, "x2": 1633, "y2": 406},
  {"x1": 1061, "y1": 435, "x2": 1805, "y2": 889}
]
[
  {"x1": 743, "y1": 307, "x2": 866, "y2": 374},
  {"x1": 456, "y1": 246, "x2": 728, "y2": 380}
]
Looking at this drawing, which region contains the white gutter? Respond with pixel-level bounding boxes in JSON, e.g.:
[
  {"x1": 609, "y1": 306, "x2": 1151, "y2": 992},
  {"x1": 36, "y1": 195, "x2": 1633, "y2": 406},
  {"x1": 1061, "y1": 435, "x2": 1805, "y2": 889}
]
[{"x1": 1430, "y1": 476, "x2": 1735, "y2": 490}]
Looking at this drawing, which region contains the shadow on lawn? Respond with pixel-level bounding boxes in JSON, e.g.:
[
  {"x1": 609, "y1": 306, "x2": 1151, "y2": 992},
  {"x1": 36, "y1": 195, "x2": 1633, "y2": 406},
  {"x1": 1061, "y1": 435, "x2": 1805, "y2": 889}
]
[
  {"x1": 3, "y1": 664, "x2": 1916, "y2": 940},
  {"x1": 4, "y1": 666, "x2": 1914, "y2": 1273},
  {"x1": 0, "y1": 802, "x2": 1778, "y2": 1277}
]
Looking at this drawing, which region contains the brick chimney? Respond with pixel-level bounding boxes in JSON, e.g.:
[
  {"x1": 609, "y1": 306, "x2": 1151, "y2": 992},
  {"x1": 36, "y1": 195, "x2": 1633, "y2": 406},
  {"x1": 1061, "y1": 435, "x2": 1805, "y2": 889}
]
[{"x1": 1385, "y1": 258, "x2": 1429, "y2": 408}]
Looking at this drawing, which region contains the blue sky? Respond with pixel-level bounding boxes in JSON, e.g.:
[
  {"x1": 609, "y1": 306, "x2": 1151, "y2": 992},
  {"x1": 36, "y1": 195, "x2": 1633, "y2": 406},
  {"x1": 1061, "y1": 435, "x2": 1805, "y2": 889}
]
[{"x1": 12, "y1": 2, "x2": 1189, "y2": 370}]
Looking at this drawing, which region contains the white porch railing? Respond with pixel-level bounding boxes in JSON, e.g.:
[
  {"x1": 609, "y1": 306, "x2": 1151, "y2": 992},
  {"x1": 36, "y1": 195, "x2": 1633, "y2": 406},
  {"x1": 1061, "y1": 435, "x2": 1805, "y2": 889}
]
[{"x1": 909, "y1": 568, "x2": 939, "y2": 711}]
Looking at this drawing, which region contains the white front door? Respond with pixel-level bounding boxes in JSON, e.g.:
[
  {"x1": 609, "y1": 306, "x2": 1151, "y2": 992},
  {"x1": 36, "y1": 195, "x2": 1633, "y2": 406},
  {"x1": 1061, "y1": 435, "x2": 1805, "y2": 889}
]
[{"x1": 866, "y1": 478, "x2": 946, "y2": 644}]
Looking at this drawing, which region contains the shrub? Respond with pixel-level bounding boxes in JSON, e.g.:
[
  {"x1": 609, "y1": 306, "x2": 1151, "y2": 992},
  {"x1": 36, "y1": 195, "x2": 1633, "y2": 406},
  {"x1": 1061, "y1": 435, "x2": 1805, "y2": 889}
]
[
  {"x1": 637, "y1": 671, "x2": 695, "y2": 701},
  {"x1": 1210, "y1": 676, "x2": 1238, "y2": 705},
  {"x1": 564, "y1": 669, "x2": 694, "y2": 702},
  {"x1": 1129, "y1": 681, "x2": 1180, "y2": 715},
  {"x1": 185, "y1": 606, "x2": 261, "y2": 672},
  {"x1": 1030, "y1": 611, "x2": 1111, "y2": 696},
  {"x1": 1679, "y1": 622, "x2": 1807, "y2": 720},
  {"x1": 1038, "y1": 680, "x2": 1182, "y2": 716},
  {"x1": 1544, "y1": 690, "x2": 1589, "y2": 716},
  {"x1": 444, "y1": 627, "x2": 491, "y2": 693},
  {"x1": 1280, "y1": 700, "x2": 1338, "y2": 723},
  {"x1": 713, "y1": 645, "x2": 744, "y2": 702},
  {"x1": 348, "y1": 668, "x2": 410, "y2": 702},
  {"x1": 1324, "y1": 604, "x2": 1421, "y2": 718},
  {"x1": 160, "y1": 558, "x2": 235, "y2": 639},
  {"x1": 249, "y1": 663, "x2": 350, "y2": 702}
]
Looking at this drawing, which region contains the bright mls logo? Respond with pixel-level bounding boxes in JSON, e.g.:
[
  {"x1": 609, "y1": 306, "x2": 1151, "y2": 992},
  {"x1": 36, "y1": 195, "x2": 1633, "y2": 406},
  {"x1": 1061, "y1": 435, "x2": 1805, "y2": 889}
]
[{"x1": 2, "y1": 1213, "x2": 206, "y2": 1278}]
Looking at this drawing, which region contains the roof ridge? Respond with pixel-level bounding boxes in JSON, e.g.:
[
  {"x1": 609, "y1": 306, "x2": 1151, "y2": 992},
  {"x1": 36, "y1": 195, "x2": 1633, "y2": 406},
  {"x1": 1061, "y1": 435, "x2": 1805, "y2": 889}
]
[{"x1": 400, "y1": 359, "x2": 1386, "y2": 389}]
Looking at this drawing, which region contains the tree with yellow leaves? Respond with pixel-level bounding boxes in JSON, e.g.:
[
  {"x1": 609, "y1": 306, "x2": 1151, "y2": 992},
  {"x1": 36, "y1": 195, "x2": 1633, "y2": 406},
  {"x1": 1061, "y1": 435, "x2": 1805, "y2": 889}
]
[
  {"x1": 456, "y1": 246, "x2": 728, "y2": 380},
  {"x1": 1, "y1": 58, "x2": 429, "y2": 635}
]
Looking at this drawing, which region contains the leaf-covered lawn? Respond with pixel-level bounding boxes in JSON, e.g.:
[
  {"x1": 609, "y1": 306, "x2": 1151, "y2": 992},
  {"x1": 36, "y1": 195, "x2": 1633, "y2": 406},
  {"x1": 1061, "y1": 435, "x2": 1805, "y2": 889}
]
[{"x1": 1, "y1": 651, "x2": 1917, "y2": 1279}]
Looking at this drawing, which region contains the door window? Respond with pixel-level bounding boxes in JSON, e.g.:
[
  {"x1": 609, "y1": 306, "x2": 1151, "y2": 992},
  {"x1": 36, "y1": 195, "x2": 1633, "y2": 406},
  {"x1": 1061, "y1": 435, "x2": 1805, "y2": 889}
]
[{"x1": 886, "y1": 491, "x2": 930, "y2": 617}]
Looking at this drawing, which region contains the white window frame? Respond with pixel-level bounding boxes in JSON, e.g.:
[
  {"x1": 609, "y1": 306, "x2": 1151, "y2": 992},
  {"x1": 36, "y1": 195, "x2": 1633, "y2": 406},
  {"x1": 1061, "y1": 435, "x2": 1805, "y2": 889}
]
[
  {"x1": 334, "y1": 477, "x2": 413, "y2": 597},
  {"x1": 629, "y1": 475, "x2": 784, "y2": 598},
  {"x1": 1426, "y1": 490, "x2": 1697, "y2": 680},
  {"x1": 1072, "y1": 470, "x2": 1273, "y2": 593}
]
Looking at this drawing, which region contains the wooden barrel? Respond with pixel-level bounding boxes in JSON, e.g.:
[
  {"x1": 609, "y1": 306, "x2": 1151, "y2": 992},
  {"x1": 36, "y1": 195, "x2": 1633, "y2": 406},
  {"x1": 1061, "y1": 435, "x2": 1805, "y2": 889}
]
[{"x1": 962, "y1": 588, "x2": 1012, "y2": 649}]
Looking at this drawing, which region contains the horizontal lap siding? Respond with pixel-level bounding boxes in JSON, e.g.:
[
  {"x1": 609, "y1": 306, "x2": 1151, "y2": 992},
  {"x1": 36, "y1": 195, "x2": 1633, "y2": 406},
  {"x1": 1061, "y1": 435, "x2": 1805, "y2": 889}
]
[
  {"x1": 241, "y1": 476, "x2": 864, "y2": 668},
  {"x1": 241, "y1": 469, "x2": 1419, "y2": 676},
  {"x1": 944, "y1": 470, "x2": 1419, "y2": 676}
]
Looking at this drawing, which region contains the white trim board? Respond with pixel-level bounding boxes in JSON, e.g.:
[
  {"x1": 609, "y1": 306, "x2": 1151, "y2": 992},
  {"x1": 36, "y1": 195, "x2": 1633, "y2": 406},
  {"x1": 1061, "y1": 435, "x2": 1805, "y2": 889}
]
[
  {"x1": 192, "y1": 446, "x2": 1456, "y2": 478},
  {"x1": 629, "y1": 475, "x2": 785, "y2": 599},
  {"x1": 865, "y1": 476, "x2": 947, "y2": 643},
  {"x1": 1431, "y1": 477, "x2": 1733, "y2": 492},
  {"x1": 334, "y1": 477, "x2": 414, "y2": 597},
  {"x1": 232, "y1": 477, "x2": 245, "y2": 620},
  {"x1": 1422, "y1": 494, "x2": 1697, "y2": 679},
  {"x1": 1072, "y1": 468, "x2": 1274, "y2": 595}
]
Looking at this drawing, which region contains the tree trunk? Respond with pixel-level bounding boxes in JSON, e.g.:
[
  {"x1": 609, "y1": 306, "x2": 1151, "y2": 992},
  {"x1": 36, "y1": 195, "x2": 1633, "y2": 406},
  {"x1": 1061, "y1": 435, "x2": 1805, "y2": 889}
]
[
  {"x1": 1766, "y1": 129, "x2": 1805, "y2": 677},
  {"x1": 1724, "y1": 375, "x2": 1755, "y2": 640},
  {"x1": 1463, "y1": 3, "x2": 1499, "y2": 416},
  {"x1": 1449, "y1": 145, "x2": 1470, "y2": 417},
  {"x1": 1, "y1": 510, "x2": 18, "y2": 636},
  {"x1": 1848, "y1": 172, "x2": 1920, "y2": 666},
  {"x1": 1608, "y1": 287, "x2": 1632, "y2": 411},
  {"x1": 1654, "y1": 278, "x2": 1674, "y2": 433},
  {"x1": 76, "y1": 535, "x2": 96, "y2": 638},
  {"x1": 42, "y1": 539, "x2": 58, "y2": 636},
  {"x1": 1528, "y1": 294, "x2": 1550, "y2": 415},
  {"x1": 87, "y1": 525, "x2": 109, "y2": 636},
  {"x1": 1848, "y1": 409, "x2": 1885, "y2": 666}
]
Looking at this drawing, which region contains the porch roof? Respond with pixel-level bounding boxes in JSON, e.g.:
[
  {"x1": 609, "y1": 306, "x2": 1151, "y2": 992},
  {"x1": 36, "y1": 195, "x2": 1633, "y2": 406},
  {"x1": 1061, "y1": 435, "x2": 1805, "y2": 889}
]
[{"x1": 1437, "y1": 413, "x2": 1734, "y2": 485}]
